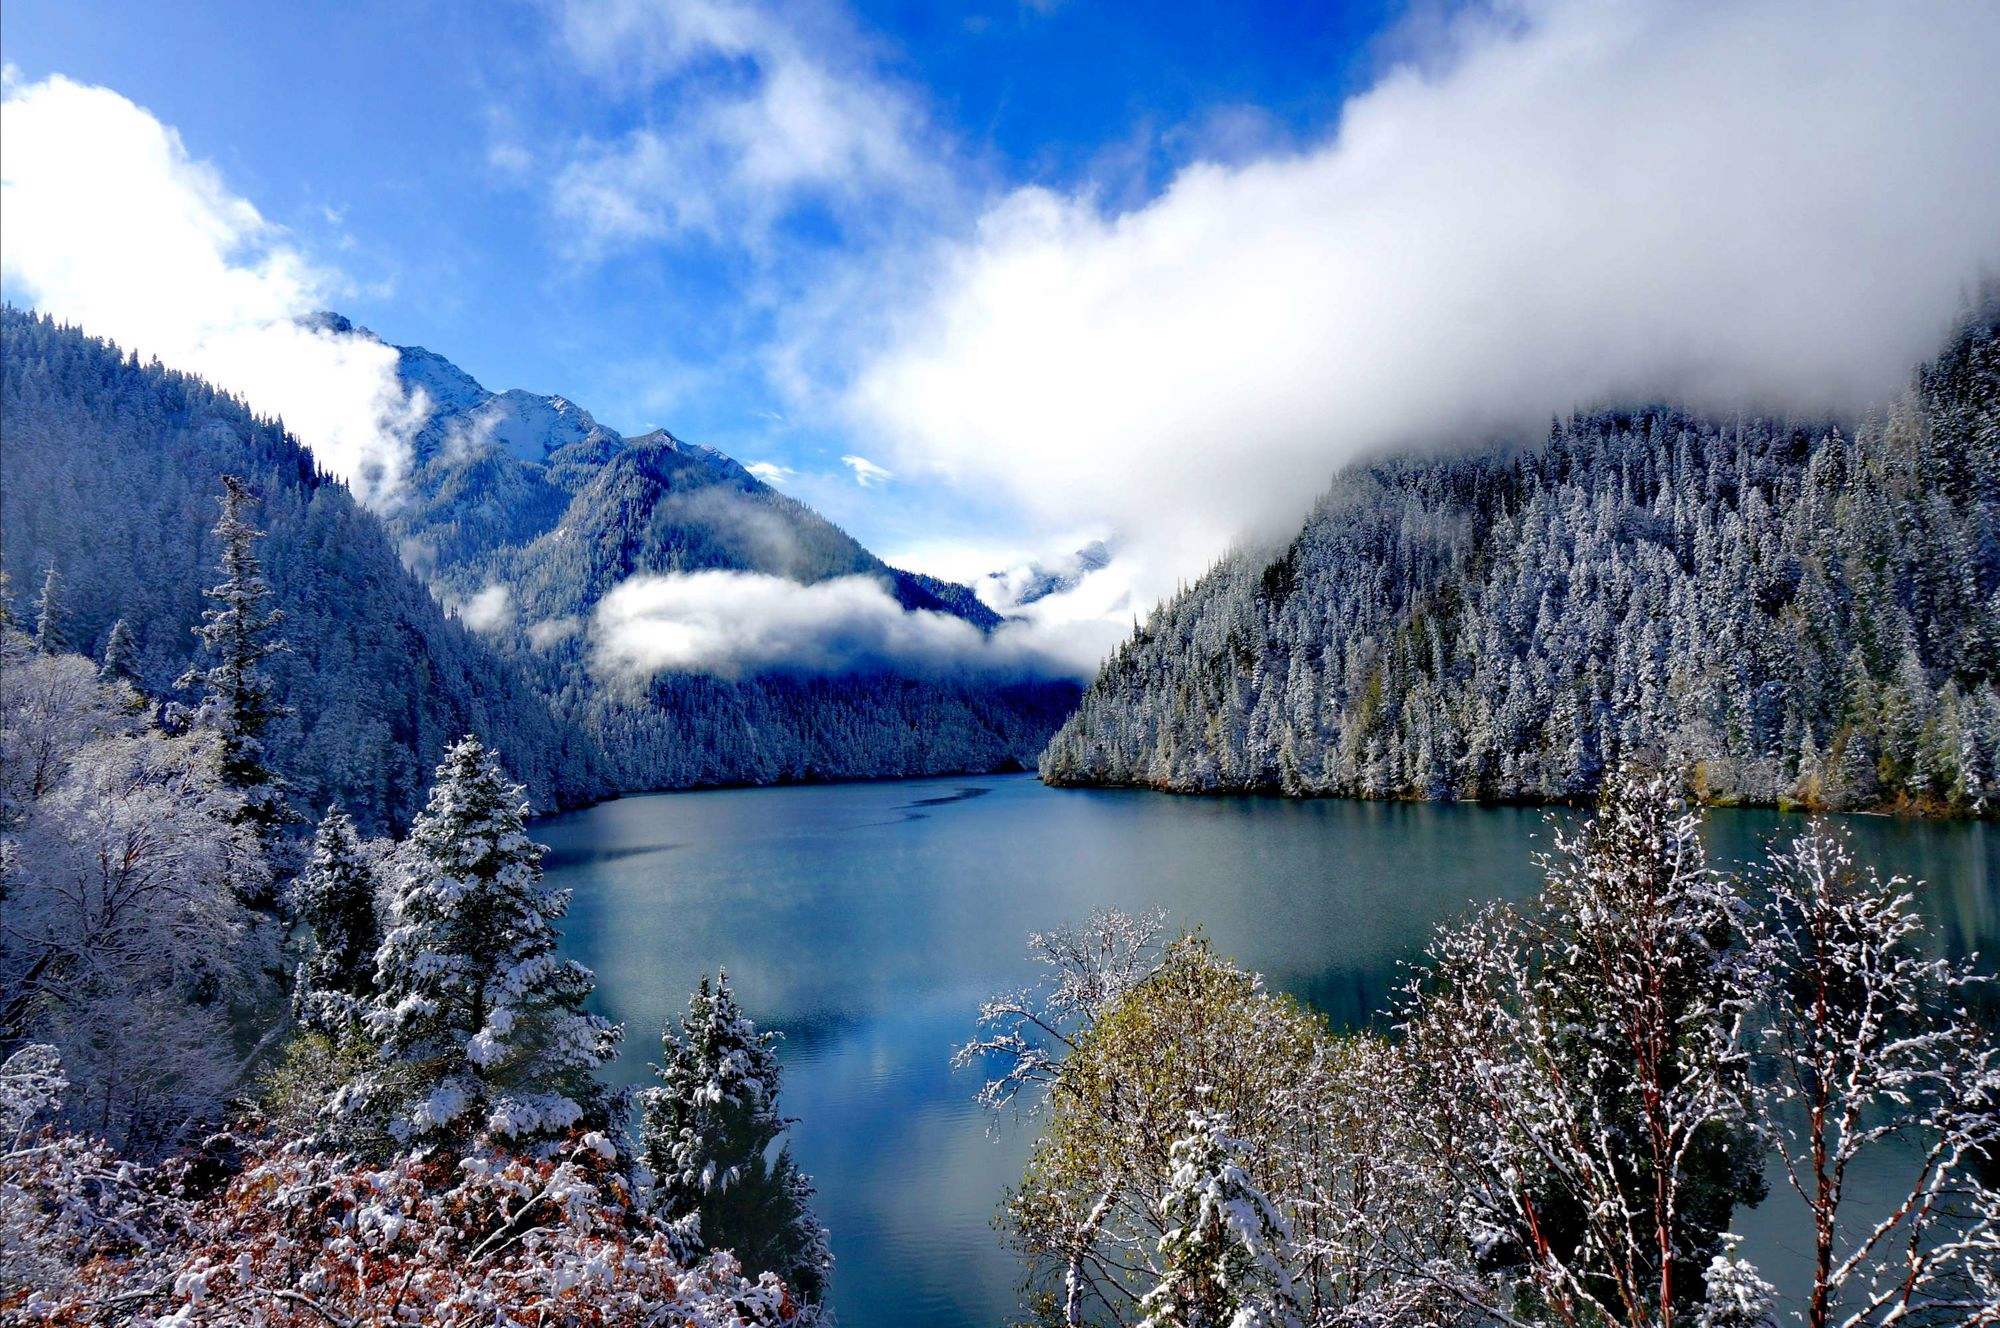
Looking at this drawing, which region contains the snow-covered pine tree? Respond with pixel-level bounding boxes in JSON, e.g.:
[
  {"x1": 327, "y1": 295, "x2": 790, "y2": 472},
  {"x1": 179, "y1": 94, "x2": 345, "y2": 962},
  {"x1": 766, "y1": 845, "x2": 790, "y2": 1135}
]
[
  {"x1": 1692, "y1": 1251, "x2": 1777, "y2": 1328},
  {"x1": 1137, "y1": 1110, "x2": 1300, "y2": 1328},
  {"x1": 32, "y1": 566, "x2": 65, "y2": 655},
  {"x1": 349, "y1": 735, "x2": 617, "y2": 1154},
  {"x1": 176, "y1": 476, "x2": 295, "y2": 851},
  {"x1": 291, "y1": 805, "x2": 380, "y2": 1034},
  {"x1": 640, "y1": 971, "x2": 831, "y2": 1305},
  {"x1": 97, "y1": 618, "x2": 136, "y2": 685}
]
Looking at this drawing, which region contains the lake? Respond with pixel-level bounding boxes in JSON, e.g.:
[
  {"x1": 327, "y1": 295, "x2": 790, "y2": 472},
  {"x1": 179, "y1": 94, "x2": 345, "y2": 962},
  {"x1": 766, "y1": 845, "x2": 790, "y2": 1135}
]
[{"x1": 539, "y1": 774, "x2": 1999, "y2": 1327}]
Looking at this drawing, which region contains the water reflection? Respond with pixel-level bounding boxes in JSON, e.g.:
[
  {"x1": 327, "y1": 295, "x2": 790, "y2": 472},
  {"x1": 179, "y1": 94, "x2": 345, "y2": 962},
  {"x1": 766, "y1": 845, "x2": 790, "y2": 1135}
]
[{"x1": 542, "y1": 776, "x2": 1995, "y2": 1326}]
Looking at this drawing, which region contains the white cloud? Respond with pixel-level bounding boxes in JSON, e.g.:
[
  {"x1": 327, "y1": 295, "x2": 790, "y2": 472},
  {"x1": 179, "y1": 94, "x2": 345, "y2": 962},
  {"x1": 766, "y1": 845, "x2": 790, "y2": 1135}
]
[
  {"x1": 840, "y1": 453, "x2": 892, "y2": 487},
  {"x1": 455, "y1": 583, "x2": 516, "y2": 634},
  {"x1": 487, "y1": 140, "x2": 534, "y2": 180},
  {"x1": 591, "y1": 570, "x2": 1089, "y2": 681},
  {"x1": 846, "y1": 0, "x2": 2000, "y2": 608},
  {"x1": 549, "y1": 0, "x2": 941, "y2": 254},
  {"x1": 745, "y1": 460, "x2": 797, "y2": 485},
  {"x1": 877, "y1": 535, "x2": 1052, "y2": 586},
  {"x1": 982, "y1": 549, "x2": 1136, "y2": 678},
  {"x1": 0, "y1": 75, "x2": 423, "y2": 506},
  {"x1": 975, "y1": 538, "x2": 1115, "y2": 615},
  {"x1": 527, "y1": 616, "x2": 583, "y2": 650}
]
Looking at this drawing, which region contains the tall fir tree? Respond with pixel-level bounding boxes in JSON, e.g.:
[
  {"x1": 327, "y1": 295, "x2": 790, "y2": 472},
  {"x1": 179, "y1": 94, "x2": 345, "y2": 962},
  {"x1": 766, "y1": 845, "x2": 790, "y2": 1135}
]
[
  {"x1": 292, "y1": 805, "x2": 380, "y2": 1034},
  {"x1": 97, "y1": 617, "x2": 136, "y2": 684},
  {"x1": 348, "y1": 735, "x2": 617, "y2": 1153},
  {"x1": 31, "y1": 565, "x2": 65, "y2": 655},
  {"x1": 177, "y1": 476, "x2": 295, "y2": 846},
  {"x1": 640, "y1": 971, "x2": 831, "y2": 1305}
]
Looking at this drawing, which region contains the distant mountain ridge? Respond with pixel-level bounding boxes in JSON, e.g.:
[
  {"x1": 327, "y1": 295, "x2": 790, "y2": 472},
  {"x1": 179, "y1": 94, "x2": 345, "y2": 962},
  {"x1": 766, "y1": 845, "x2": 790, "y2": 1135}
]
[
  {"x1": 320, "y1": 314, "x2": 1002, "y2": 630},
  {"x1": 343, "y1": 320, "x2": 1058, "y2": 790}
]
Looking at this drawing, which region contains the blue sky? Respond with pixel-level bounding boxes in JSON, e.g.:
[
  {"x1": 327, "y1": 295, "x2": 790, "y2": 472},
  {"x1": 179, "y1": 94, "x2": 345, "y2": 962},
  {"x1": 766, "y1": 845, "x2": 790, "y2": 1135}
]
[
  {"x1": 0, "y1": 0, "x2": 1393, "y2": 566},
  {"x1": 5, "y1": 1, "x2": 1997, "y2": 648}
]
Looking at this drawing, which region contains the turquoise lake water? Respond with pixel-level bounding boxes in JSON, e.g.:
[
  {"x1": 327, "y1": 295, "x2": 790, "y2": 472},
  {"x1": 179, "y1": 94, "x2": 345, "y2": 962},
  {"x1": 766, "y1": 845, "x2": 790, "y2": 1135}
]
[{"x1": 540, "y1": 775, "x2": 1998, "y2": 1326}]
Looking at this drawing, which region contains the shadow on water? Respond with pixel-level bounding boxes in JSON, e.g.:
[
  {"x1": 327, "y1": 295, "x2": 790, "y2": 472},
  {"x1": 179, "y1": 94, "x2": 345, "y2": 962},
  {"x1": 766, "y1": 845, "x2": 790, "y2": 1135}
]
[
  {"x1": 539, "y1": 775, "x2": 1997, "y2": 1327},
  {"x1": 542, "y1": 841, "x2": 684, "y2": 869},
  {"x1": 901, "y1": 786, "x2": 993, "y2": 809}
]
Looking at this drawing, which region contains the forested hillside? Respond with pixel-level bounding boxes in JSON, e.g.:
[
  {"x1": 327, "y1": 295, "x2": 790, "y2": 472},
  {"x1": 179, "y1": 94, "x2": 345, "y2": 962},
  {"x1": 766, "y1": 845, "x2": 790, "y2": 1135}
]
[
  {"x1": 1043, "y1": 309, "x2": 2000, "y2": 814},
  {"x1": 0, "y1": 308, "x2": 600, "y2": 830}
]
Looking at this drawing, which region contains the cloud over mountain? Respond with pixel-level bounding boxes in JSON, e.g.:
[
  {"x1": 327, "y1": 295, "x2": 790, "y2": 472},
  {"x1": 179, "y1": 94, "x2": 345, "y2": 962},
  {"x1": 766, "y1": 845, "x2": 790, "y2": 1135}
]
[
  {"x1": 591, "y1": 570, "x2": 1094, "y2": 682},
  {"x1": 0, "y1": 74, "x2": 424, "y2": 506},
  {"x1": 845, "y1": 0, "x2": 2000, "y2": 602}
]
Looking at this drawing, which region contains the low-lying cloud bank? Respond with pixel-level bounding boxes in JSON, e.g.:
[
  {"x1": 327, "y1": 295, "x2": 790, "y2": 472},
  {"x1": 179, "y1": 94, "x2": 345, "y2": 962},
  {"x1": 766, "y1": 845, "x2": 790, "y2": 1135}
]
[
  {"x1": 591, "y1": 571, "x2": 1098, "y2": 683},
  {"x1": 0, "y1": 74, "x2": 423, "y2": 506},
  {"x1": 847, "y1": 0, "x2": 2000, "y2": 601}
]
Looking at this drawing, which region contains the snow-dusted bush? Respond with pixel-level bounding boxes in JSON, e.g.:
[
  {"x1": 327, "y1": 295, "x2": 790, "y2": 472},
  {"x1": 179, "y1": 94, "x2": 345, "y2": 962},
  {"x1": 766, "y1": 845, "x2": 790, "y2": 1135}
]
[
  {"x1": 1748, "y1": 826, "x2": 2000, "y2": 1326},
  {"x1": 1137, "y1": 1111, "x2": 1300, "y2": 1328},
  {"x1": 969, "y1": 925, "x2": 1346, "y2": 1324},
  {"x1": 1, "y1": 1106, "x2": 809, "y2": 1326},
  {"x1": 1390, "y1": 773, "x2": 1767, "y2": 1325},
  {"x1": 972, "y1": 773, "x2": 2000, "y2": 1327}
]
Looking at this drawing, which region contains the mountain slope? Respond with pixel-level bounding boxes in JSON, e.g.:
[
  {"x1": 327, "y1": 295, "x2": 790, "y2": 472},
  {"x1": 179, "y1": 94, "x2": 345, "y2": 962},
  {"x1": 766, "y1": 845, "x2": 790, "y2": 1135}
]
[
  {"x1": 1042, "y1": 312, "x2": 2000, "y2": 815},
  {"x1": 0, "y1": 308, "x2": 603, "y2": 831}
]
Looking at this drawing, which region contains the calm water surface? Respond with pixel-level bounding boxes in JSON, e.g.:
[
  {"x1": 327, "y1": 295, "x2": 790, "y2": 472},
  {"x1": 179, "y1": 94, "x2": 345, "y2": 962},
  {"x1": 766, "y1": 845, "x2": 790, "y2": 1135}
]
[{"x1": 539, "y1": 775, "x2": 1998, "y2": 1327}]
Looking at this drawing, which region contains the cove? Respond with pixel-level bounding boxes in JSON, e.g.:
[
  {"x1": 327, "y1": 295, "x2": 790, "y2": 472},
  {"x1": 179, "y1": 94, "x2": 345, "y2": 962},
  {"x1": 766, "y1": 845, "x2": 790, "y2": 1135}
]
[{"x1": 540, "y1": 774, "x2": 1998, "y2": 1326}]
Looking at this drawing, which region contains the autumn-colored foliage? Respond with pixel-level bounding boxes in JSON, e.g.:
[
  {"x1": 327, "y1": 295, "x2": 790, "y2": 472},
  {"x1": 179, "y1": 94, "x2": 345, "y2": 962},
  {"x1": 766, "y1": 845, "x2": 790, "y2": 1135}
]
[{"x1": 3, "y1": 1123, "x2": 804, "y2": 1327}]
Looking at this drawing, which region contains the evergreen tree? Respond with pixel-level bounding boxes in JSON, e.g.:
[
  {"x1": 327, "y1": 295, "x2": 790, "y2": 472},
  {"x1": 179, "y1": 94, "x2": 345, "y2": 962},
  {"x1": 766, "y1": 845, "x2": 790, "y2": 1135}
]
[
  {"x1": 177, "y1": 476, "x2": 295, "y2": 845},
  {"x1": 32, "y1": 565, "x2": 65, "y2": 655},
  {"x1": 640, "y1": 971, "x2": 831, "y2": 1304},
  {"x1": 1693, "y1": 1253, "x2": 1778, "y2": 1328},
  {"x1": 348, "y1": 735, "x2": 617, "y2": 1153},
  {"x1": 291, "y1": 805, "x2": 380, "y2": 1034},
  {"x1": 97, "y1": 617, "x2": 136, "y2": 685},
  {"x1": 1137, "y1": 1112, "x2": 1300, "y2": 1328}
]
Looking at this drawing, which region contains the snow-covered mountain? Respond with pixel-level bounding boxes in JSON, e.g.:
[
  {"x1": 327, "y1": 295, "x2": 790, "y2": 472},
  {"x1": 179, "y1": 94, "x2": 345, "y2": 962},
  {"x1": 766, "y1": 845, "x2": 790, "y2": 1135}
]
[
  {"x1": 1041, "y1": 309, "x2": 2000, "y2": 815},
  {"x1": 356, "y1": 318, "x2": 1000, "y2": 628},
  {"x1": 2, "y1": 308, "x2": 596, "y2": 830}
]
